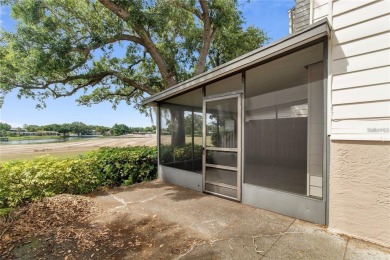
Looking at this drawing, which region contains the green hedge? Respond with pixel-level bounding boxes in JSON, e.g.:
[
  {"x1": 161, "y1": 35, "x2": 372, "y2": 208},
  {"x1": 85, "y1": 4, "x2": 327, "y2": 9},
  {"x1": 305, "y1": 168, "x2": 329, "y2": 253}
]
[
  {"x1": 0, "y1": 146, "x2": 157, "y2": 208},
  {"x1": 86, "y1": 146, "x2": 157, "y2": 187},
  {"x1": 160, "y1": 143, "x2": 202, "y2": 163}
]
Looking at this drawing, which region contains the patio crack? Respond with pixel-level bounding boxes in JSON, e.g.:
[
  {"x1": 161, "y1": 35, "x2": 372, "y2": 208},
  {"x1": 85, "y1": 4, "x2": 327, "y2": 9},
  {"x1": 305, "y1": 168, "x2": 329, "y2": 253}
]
[
  {"x1": 259, "y1": 218, "x2": 296, "y2": 258},
  {"x1": 342, "y1": 237, "x2": 350, "y2": 260},
  {"x1": 216, "y1": 207, "x2": 257, "y2": 237},
  {"x1": 174, "y1": 240, "x2": 207, "y2": 260},
  {"x1": 107, "y1": 191, "x2": 173, "y2": 210}
]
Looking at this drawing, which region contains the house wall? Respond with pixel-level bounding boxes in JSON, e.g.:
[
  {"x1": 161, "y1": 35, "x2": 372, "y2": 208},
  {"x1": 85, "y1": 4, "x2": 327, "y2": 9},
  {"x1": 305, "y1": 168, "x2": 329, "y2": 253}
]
[
  {"x1": 325, "y1": 0, "x2": 390, "y2": 247},
  {"x1": 330, "y1": 0, "x2": 390, "y2": 141},
  {"x1": 329, "y1": 141, "x2": 390, "y2": 247},
  {"x1": 312, "y1": 0, "x2": 329, "y2": 23}
]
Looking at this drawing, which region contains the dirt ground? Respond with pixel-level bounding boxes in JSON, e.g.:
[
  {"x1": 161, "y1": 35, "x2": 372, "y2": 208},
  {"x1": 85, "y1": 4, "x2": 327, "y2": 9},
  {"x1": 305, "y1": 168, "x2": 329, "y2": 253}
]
[{"x1": 0, "y1": 136, "x2": 157, "y2": 161}]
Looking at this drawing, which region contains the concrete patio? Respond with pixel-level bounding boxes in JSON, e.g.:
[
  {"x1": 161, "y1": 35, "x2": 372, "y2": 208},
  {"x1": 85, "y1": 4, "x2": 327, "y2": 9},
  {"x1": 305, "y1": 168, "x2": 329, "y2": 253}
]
[{"x1": 92, "y1": 180, "x2": 389, "y2": 259}]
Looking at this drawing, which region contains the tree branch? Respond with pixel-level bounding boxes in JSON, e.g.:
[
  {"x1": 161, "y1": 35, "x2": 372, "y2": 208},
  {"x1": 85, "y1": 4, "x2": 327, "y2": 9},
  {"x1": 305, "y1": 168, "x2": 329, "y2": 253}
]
[
  {"x1": 169, "y1": 0, "x2": 202, "y2": 20},
  {"x1": 71, "y1": 34, "x2": 143, "y2": 54},
  {"x1": 3, "y1": 70, "x2": 157, "y2": 98},
  {"x1": 112, "y1": 73, "x2": 157, "y2": 95},
  {"x1": 194, "y1": 0, "x2": 213, "y2": 75},
  {"x1": 98, "y1": 0, "x2": 177, "y2": 87}
]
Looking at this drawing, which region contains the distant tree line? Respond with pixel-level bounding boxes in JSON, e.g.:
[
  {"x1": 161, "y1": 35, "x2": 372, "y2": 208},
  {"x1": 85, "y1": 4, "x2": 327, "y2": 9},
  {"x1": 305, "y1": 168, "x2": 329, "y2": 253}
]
[{"x1": 0, "y1": 122, "x2": 156, "y2": 137}]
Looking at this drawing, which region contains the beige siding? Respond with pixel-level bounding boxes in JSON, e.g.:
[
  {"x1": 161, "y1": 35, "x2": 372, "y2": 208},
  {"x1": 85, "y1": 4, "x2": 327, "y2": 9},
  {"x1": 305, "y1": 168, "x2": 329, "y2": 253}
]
[
  {"x1": 313, "y1": 1, "x2": 329, "y2": 23},
  {"x1": 332, "y1": 48, "x2": 390, "y2": 74},
  {"x1": 332, "y1": 32, "x2": 390, "y2": 60},
  {"x1": 332, "y1": 15, "x2": 390, "y2": 44},
  {"x1": 332, "y1": 84, "x2": 390, "y2": 105},
  {"x1": 332, "y1": 119, "x2": 390, "y2": 136},
  {"x1": 332, "y1": 66, "x2": 390, "y2": 90},
  {"x1": 333, "y1": 0, "x2": 382, "y2": 16},
  {"x1": 333, "y1": 101, "x2": 390, "y2": 119},
  {"x1": 332, "y1": 0, "x2": 389, "y2": 29},
  {"x1": 331, "y1": 0, "x2": 390, "y2": 141}
]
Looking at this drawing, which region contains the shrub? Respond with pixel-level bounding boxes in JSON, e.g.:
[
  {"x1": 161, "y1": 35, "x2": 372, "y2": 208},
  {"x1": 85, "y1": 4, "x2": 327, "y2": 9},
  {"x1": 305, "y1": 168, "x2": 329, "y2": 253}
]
[
  {"x1": 85, "y1": 146, "x2": 157, "y2": 186},
  {"x1": 0, "y1": 146, "x2": 157, "y2": 208},
  {"x1": 160, "y1": 143, "x2": 202, "y2": 163},
  {"x1": 0, "y1": 156, "x2": 100, "y2": 208}
]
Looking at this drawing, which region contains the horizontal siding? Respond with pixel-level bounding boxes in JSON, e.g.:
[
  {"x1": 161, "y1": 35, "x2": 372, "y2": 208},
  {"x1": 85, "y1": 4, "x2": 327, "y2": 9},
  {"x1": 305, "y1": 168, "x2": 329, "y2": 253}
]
[
  {"x1": 314, "y1": 0, "x2": 328, "y2": 7},
  {"x1": 332, "y1": 48, "x2": 390, "y2": 75},
  {"x1": 313, "y1": 3, "x2": 329, "y2": 22},
  {"x1": 332, "y1": 119, "x2": 390, "y2": 134},
  {"x1": 295, "y1": 20, "x2": 310, "y2": 30},
  {"x1": 292, "y1": 0, "x2": 310, "y2": 33},
  {"x1": 332, "y1": 32, "x2": 390, "y2": 60},
  {"x1": 333, "y1": 0, "x2": 380, "y2": 16},
  {"x1": 332, "y1": 84, "x2": 390, "y2": 105},
  {"x1": 333, "y1": 101, "x2": 390, "y2": 120},
  {"x1": 294, "y1": 3, "x2": 310, "y2": 17},
  {"x1": 332, "y1": 66, "x2": 390, "y2": 90},
  {"x1": 333, "y1": 15, "x2": 390, "y2": 44},
  {"x1": 294, "y1": 14, "x2": 311, "y2": 24},
  {"x1": 333, "y1": 0, "x2": 390, "y2": 29},
  {"x1": 331, "y1": 0, "x2": 390, "y2": 140}
]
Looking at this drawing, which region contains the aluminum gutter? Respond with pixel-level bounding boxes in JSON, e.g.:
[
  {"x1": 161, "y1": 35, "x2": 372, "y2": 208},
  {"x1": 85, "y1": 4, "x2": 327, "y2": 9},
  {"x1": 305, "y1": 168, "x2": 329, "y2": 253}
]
[{"x1": 142, "y1": 18, "x2": 331, "y2": 106}]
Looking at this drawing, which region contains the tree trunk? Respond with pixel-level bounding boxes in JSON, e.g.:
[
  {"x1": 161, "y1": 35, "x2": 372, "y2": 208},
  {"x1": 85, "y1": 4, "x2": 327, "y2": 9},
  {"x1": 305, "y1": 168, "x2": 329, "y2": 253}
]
[{"x1": 170, "y1": 108, "x2": 185, "y2": 147}]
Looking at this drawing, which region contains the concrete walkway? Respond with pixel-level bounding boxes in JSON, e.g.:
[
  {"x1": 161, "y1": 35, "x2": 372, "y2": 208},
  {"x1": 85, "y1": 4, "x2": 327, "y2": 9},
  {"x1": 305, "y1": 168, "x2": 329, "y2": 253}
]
[{"x1": 92, "y1": 180, "x2": 389, "y2": 259}]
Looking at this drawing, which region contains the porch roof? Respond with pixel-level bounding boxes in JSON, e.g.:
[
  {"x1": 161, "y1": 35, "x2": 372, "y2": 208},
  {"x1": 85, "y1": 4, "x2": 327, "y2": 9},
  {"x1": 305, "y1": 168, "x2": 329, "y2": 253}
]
[{"x1": 142, "y1": 18, "x2": 331, "y2": 106}]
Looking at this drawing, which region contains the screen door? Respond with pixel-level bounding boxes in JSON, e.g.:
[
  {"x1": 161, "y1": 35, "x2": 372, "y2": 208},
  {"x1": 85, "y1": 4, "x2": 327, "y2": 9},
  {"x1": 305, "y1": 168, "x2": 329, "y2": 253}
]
[{"x1": 203, "y1": 95, "x2": 241, "y2": 200}]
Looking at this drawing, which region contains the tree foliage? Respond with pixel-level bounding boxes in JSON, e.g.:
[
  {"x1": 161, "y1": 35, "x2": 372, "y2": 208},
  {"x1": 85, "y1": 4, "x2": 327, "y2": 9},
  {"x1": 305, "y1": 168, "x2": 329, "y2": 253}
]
[
  {"x1": 111, "y1": 123, "x2": 130, "y2": 136},
  {"x1": 0, "y1": 122, "x2": 11, "y2": 132},
  {"x1": 0, "y1": 0, "x2": 268, "y2": 110},
  {"x1": 6, "y1": 122, "x2": 153, "y2": 136}
]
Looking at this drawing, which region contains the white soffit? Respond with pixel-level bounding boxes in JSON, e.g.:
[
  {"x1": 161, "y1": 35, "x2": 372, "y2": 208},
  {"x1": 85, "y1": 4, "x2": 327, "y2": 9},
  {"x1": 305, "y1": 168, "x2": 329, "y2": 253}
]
[{"x1": 142, "y1": 18, "x2": 331, "y2": 106}]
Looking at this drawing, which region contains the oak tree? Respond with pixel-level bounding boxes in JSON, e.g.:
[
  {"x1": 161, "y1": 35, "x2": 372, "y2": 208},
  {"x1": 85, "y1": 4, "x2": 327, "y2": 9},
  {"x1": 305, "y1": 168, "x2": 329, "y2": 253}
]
[{"x1": 0, "y1": 0, "x2": 268, "y2": 145}]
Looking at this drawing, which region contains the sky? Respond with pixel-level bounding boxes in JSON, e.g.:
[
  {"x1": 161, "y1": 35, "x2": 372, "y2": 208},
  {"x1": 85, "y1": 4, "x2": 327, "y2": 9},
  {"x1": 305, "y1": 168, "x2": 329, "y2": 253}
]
[{"x1": 0, "y1": 0, "x2": 295, "y2": 128}]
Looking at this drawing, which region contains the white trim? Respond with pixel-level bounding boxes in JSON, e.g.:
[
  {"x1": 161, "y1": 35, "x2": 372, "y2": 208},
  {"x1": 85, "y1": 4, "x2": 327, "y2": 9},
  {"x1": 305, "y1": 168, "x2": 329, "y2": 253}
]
[
  {"x1": 330, "y1": 134, "x2": 390, "y2": 142},
  {"x1": 327, "y1": 0, "x2": 333, "y2": 26}
]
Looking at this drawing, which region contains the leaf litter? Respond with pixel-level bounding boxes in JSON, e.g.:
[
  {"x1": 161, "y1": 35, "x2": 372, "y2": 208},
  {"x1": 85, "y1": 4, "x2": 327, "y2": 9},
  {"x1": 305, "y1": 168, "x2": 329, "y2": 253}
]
[
  {"x1": 1, "y1": 194, "x2": 112, "y2": 259},
  {"x1": 0, "y1": 193, "x2": 204, "y2": 259}
]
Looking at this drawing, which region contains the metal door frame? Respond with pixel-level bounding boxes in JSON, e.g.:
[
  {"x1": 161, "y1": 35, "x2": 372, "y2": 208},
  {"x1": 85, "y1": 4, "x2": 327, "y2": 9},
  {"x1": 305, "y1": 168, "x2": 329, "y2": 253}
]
[{"x1": 202, "y1": 94, "x2": 242, "y2": 201}]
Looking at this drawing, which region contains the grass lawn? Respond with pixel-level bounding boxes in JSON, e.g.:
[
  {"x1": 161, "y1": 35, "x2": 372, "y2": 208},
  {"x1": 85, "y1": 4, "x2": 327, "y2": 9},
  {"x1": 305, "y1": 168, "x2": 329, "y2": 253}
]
[
  {"x1": 7, "y1": 135, "x2": 63, "y2": 141},
  {"x1": 0, "y1": 150, "x2": 92, "y2": 161}
]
